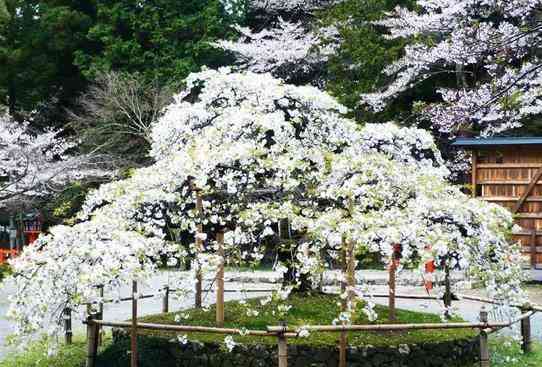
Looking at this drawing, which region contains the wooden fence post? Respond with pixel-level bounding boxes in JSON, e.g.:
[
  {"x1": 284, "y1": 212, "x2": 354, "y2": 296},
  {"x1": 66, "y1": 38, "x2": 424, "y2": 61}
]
[
  {"x1": 521, "y1": 308, "x2": 532, "y2": 354},
  {"x1": 339, "y1": 239, "x2": 353, "y2": 367},
  {"x1": 98, "y1": 286, "x2": 104, "y2": 346},
  {"x1": 195, "y1": 190, "x2": 204, "y2": 309},
  {"x1": 277, "y1": 322, "x2": 288, "y2": 367},
  {"x1": 85, "y1": 313, "x2": 98, "y2": 367},
  {"x1": 131, "y1": 281, "x2": 138, "y2": 367},
  {"x1": 162, "y1": 285, "x2": 170, "y2": 314},
  {"x1": 63, "y1": 308, "x2": 72, "y2": 345},
  {"x1": 479, "y1": 307, "x2": 490, "y2": 367},
  {"x1": 216, "y1": 230, "x2": 225, "y2": 327}
]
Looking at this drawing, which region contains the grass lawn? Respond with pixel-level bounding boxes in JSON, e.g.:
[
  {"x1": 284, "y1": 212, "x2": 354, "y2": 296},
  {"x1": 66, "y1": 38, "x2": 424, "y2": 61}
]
[
  {"x1": 139, "y1": 293, "x2": 476, "y2": 347},
  {"x1": 472, "y1": 338, "x2": 542, "y2": 367},
  {"x1": 0, "y1": 336, "x2": 106, "y2": 367}
]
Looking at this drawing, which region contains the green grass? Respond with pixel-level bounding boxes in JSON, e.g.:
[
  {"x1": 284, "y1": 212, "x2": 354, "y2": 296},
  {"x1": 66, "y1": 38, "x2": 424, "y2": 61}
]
[
  {"x1": 0, "y1": 336, "x2": 99, "y2": 367},
  {"x1": 471, "y1": 338, "x2": 542, "y2": 367},
  {"x1": 140, "y1": 293, "x2": 476, "y2": 347}
]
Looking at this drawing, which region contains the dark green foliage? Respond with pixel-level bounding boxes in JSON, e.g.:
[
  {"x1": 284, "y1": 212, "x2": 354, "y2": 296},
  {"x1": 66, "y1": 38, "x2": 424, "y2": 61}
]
[
  {"x1": 0, "y1": 1, "x2": 93, "y2": 121},
  {"x1": 318, "y1": 0, "x2": 418, "y2": 122},
  {"x1": 39, "y1": 181, "x2": 97, "y2": 227},
  {"x1": 74, "y1": 0, "x2": 234, "y2": 86}
]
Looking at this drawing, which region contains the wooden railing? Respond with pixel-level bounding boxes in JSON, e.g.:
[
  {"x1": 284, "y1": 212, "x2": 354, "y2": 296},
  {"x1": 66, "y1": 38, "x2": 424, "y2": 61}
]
[{"x1": 72, "y1": 286, "x2": 540, "y2": 367}]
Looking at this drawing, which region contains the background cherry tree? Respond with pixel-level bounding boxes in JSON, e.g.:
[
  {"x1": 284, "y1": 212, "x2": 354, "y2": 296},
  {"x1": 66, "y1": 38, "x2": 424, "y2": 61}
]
[
  {"x1": 216, "y1": 0, "x2": 342, "y2": 85},
  {"x1": 0, "y1": 112, "x2": 113, "y2": 210},
  {"x1": 360, "y1": 0, "x2": 542, "y2": 173}
]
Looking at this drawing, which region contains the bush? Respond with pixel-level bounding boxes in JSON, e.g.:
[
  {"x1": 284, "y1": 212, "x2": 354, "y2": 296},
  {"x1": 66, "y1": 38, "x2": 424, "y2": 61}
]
[{"x1": 0, "y1": 263, "x2": 11, "y2": 282}]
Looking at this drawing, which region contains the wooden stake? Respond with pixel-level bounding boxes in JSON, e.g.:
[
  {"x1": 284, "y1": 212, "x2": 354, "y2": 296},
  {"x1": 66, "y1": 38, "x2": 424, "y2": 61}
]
[
  {"x1": 471, "y1": 150, "x2": 478, "y2": 198},
  {"x1": 444, "y1": 265, "x2": 452, "y2": 320},
  {"x1": 339, "y1": 239, "x2": 351, "y2": 367},
  {"x1": 63, "y1": 308, "x2": 72, "y2": 345},
  {"x1": 479, "y1": 307, "x2": 490, "y2": 367},
  {"x1": 98, "y1": 286, "x2": 104, "y2": 346},
  {"x1": 216, "y1": 230, "x2": 225, "y2": 327},
  {"x1": 195, "y1": 191, "x2": 204, "y2": 309},
  {"x1": 162, "y1": 285, "x2": 170, "y2": 314},
  {"x1": 131, "y1": 281, "x2": 138, "y2": 367},
  {"x1": 277, "y1": 322, "x2": 288, "y2": 367},
  {"x1": 85, "y1": 314, "x2": 98, "y2": 367},
  {"x1": 521, "y1": 308, "x2": 532, "y2": 354},
  {"x1": 389, "y1": 260, "x2": 397, "y2": 322}
]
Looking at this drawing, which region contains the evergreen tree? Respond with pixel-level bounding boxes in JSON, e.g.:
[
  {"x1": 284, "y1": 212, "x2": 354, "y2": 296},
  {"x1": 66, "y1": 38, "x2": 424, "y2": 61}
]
[{"x1": 74, "y1": 0, "x2": 234, "y2": 85}]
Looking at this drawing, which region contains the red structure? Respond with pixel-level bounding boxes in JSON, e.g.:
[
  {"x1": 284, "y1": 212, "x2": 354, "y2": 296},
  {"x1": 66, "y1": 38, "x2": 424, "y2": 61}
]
[
  {"x1": 23, "y1": 212, "x2": 43, "y2": 245},
  {"x1": 0, "y1": 211, "x2": 43, "y2": 264}
]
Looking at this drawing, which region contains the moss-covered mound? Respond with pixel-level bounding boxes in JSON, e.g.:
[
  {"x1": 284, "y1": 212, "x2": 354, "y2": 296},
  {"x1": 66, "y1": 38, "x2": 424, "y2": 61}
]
[
  {"x1": 100, "y1": 294, "x2": 480, "y2": 367},
  {"x1": 136, "y1": 293, "x2": 476, "y2": 347}
]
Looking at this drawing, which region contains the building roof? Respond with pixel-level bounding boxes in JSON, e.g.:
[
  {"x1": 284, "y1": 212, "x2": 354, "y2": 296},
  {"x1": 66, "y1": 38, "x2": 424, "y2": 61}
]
[{"x1": 452, "y1": 137, "x2": 542, "y2": 148}]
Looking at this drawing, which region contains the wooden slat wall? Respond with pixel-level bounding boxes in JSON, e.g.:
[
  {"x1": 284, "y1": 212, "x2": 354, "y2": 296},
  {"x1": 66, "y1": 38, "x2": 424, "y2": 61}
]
[{"x1": 474, "y1": 146, "x2": 542, "y2": 269}]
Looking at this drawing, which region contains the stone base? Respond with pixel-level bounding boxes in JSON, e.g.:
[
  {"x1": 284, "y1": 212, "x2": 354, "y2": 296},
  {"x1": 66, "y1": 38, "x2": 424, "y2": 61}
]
[{"x1": 107, "y1": 329, "x2": 479, "y2": 367}]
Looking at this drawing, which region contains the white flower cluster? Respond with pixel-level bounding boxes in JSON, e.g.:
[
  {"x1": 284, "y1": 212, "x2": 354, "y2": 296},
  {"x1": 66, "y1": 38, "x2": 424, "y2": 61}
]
[
  {"x1": 361, "y1": 0, "x2": 542, "y2": 136},
  {"x1": 216, "y1": 1, "x2": 341, "y2": 84},
  {"x1": 212, "y1": 19, "x2": 337, "y2": 80},
  {"x1": 7, "y1": 69, "x2": 526, "y2": 349},
  {"x1": 0, "y1": 113, "x2": 112, "y2": 208}
]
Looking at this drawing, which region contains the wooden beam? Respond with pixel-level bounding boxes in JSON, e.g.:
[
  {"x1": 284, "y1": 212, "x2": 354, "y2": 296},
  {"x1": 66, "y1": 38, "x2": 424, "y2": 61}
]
[
  {"x1": 531, "y1": 231, "x2": 537, "y2": 269},
  {"x1": 513, "y1": 166, "x2": 542, "y2": 214},
  {"x1": 477, "y1": 180, "x2": 535, "y2": 185},
  {"x1": 471, "y1": 150, "x2": 477, "y2": 198},
  {"x1": 482, "y1": 197, "x2": 542, "y2": 202},
  {"x1": 477, "y1": 163, "x2": 542, "y2": 168},
  {"x1": 516, "y1": 213, "x2": 542, "y2": 219}
]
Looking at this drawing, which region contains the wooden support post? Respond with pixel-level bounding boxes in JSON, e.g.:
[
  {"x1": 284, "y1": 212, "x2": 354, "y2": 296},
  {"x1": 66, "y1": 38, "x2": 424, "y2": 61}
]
[
  {"x1": 277, "y1": 322, "x2": 288, "y2": 367},
  {"x1": 339, "y1": 239, "x2": 352, "y2": 367},
  {"x1": 389, "y1": 261, "x2": 396, "y2": 322},
  {"x1": 64, "y1": 308, "x2": 72, "y2": 345},
  {"x1": 339, "y1": 332, "x2": 347, "y2": 367},
  {"x1": 216, "y1": 230, "x2": 225, "y2": 327},
  {"x1": 521, "y1": 309, "x2": 532, "y2": 354},
  {"x1": 86, "y1": 314, "x2": 98, "y2": 367},
  {"x1": 530, "y1": 231, "x2": 537, "y2": 269},
  {"x1": 195, "y1": 191, "x2": 204, "y2": 309},
  {"x1": 444, "y1": 265, "x2": 452, "y2": 319},
  {"x1": 131, "y1": 281, "x2": 138, "y2": 367},
  {"x1": 389, "y1": 244, "x2": 401, "y2": 322},
  {"x1": 479, "y1": 307, "x2": 490, "y2": 367},
  {"x1": 472, "y1": 150, "x2": 478, "y2": 198},
  {"x1": 98, "y1": 286, "x2": 104, "y2": 346},
  {"x1": 162, "y1": 285, "x2": 170, "y2": 314},
  {"x1": 346, "y1": 241, "x2": 356, "y2": 302}
]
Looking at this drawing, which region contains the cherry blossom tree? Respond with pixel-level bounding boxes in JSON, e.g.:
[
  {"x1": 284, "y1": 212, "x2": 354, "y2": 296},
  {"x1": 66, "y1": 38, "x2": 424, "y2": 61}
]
[
  {"x1": 6, "y1": 69, "x2": 526, "y2": 351},
  {"x1": 216, "y1": 1, "x2": 341, "y2": 85},
  {"x1": 361, "y1": 0, "x2": 542, "y2": 138},
  {"x1": 0, "y1": 113, "x2": 113, "y2": 209}
]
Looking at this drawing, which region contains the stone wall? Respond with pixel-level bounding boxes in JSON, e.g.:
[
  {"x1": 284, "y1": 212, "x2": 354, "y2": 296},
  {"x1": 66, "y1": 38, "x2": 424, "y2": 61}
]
[{"x1": 106, "y1": 330, "x2": 479, "y2": 367}]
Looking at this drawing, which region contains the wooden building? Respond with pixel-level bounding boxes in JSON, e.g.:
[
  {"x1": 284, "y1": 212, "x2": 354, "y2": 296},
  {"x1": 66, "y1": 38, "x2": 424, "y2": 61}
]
[{"x1": 453, "y1": 137, "x2": 542, "y2": 269}]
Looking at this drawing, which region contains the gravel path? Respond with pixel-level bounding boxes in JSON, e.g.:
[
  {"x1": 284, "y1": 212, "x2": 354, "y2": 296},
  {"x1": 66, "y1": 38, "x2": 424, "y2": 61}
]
[{"x1": 1, "y1": 270, "x2": 541, "y2": 361}]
